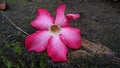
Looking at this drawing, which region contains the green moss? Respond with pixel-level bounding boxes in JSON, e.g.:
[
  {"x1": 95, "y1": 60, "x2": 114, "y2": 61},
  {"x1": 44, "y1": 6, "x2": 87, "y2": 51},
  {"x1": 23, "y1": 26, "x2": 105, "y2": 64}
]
[
  {"x1": 5, "y1": 41, "x2": 23, "y2": 55},
  {"x1": 2, "y1": 56, "x2": 12, "y2": 68},
  {"x1": 40, "y1": 53, "x2": 49, "y2": 68},
  {"x1": 13, "y1": 43, "x2": 22, "y2": 55},
  {"x1": 18, "y1": 59, "x2": 25, "y2": 67},
  {"x1": 1, "y1": 56, "x2": 20, "y2": 68},
  {"x1": 1, "y1": 41, "x2": 26, "y2": 67}
]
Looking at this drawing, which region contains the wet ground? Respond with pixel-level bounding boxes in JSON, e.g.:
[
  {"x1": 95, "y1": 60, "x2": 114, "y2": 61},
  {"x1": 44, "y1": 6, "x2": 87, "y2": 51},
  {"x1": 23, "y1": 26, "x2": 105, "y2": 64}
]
[{"x1": 0, "y1": 0, "x2": 120, "y2": 68}]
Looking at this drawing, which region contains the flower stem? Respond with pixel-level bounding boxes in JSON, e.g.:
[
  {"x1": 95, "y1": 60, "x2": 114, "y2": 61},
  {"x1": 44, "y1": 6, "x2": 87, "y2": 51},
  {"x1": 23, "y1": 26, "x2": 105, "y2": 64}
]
[{"x1": 1, "y1": 10, "x2": 29, "y2": 35}]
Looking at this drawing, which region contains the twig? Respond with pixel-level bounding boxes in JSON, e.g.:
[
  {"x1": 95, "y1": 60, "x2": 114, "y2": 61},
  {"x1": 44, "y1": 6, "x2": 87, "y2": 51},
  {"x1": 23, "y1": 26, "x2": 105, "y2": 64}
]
[
  {"x1": 82, "y1": 39, "x2": 120, "y2": 64},
  {"x1": 1, "y1": 10, "x2": 29, "y2": 35}
]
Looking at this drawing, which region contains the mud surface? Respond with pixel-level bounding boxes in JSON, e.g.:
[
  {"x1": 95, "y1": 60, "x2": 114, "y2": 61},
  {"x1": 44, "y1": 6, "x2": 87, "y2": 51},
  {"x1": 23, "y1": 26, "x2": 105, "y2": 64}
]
[{"x1": 0, "y1": 0, "x2": 120, "y2": 68}]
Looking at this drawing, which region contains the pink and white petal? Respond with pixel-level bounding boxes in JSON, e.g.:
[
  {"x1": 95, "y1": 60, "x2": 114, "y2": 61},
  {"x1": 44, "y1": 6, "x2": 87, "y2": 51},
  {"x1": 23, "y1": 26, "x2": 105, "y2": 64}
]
[
  {"x1": 47, "y1": 36, "x2": 68, "y2": 62},
  {"x1": 66, "y1": 14, "x2": 80, "y2": 21},
  {"x1": 60, "y1": 27, "x2": 82, "y2": 49},
  {"x1": 25, "y1": 30, "x2": 51, "y2": 52},
  {"x1": 55, "y1": 4, "x2": 68, "y2": 26},
  {"x1": 31, "y1": 8, "x2": 54, "y2": 29}
]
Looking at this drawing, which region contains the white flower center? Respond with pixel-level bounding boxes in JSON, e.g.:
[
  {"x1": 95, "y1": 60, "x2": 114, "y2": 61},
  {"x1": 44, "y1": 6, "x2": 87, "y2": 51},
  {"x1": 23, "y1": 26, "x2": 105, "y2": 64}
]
[{"x1": 49, "y1": 25, "x2": 61, "y2": 36}]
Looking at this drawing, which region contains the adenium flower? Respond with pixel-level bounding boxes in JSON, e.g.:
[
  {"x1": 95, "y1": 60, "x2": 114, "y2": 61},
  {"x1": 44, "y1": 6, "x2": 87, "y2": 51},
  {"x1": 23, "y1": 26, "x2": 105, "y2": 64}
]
[
  {"x1": 25, "y1": 4, "x2": 82, "y2": 62},
  {"x1": 0, "y1": 2, "x2": 6, "y2": 10}
]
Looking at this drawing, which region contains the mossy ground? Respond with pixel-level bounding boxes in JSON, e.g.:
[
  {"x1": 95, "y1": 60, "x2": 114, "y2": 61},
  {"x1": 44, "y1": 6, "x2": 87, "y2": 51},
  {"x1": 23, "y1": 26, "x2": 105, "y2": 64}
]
[{"x1": 0, "y1": 0, "x2": 120, "y2": 68}]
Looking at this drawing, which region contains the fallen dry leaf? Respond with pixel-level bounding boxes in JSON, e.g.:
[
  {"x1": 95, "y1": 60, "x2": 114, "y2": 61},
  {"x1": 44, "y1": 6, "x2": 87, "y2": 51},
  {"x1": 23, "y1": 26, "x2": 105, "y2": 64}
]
[
  {"x1": 82, "y1": 39, "x2": 115, "y2": 56},
  {"x1": 68, "y1": 39, "x2": 120, "y2": 63},
  {"x1": 68, "y1": 50, "x2": 93, "y2": 59}
]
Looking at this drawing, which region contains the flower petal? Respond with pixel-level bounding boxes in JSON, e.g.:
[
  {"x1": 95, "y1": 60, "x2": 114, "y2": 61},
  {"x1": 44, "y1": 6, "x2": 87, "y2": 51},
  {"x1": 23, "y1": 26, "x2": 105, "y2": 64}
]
[
  {"x1": 60, "y1": 27, "x2": 82, "y2": 49},
  {"x1": 31, "y1": 8, "x2": 54, "y2": 29},
  {"x1": 47, "y1": 36, "x2": 68, "y2": 62},
  {"x1": 55, "y1": 4, "x2": 68, "y2": 26},
  {"x1": 25, "y1": 30, "x2": 51, "y2": 52},
  {"x1": 66, "y1": 14, "x2": 80, "y2": 21}
]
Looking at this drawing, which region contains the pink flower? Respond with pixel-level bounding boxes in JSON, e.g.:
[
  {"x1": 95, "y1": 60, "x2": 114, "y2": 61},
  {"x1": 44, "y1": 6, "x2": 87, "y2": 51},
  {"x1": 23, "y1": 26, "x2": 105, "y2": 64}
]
[{"x1": 25, "y1": 4, "x2": 82, "y2": 62}]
